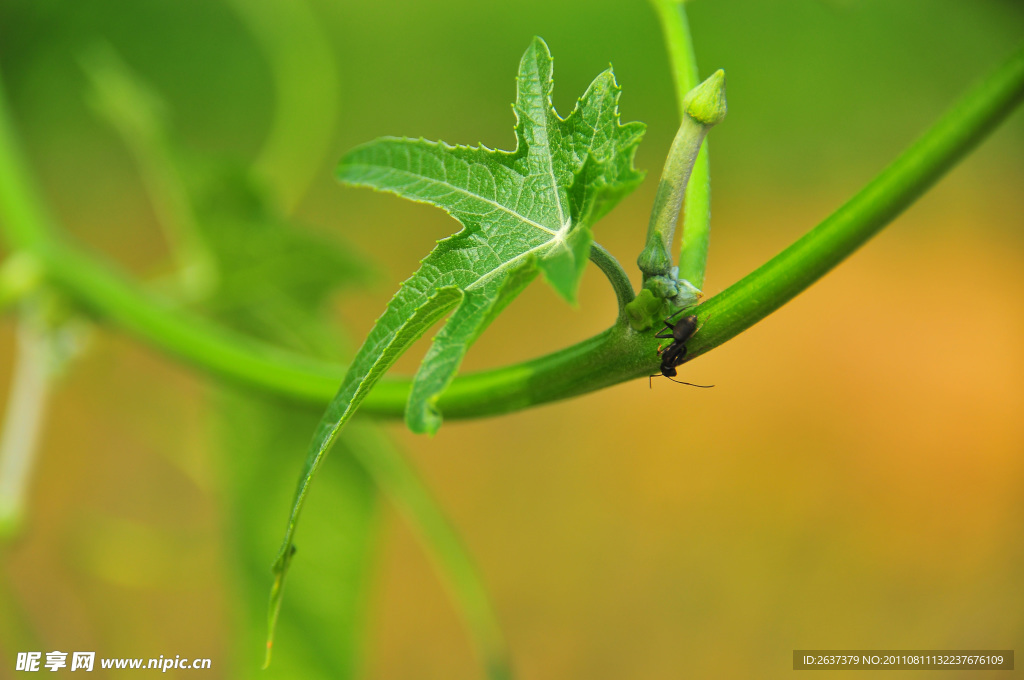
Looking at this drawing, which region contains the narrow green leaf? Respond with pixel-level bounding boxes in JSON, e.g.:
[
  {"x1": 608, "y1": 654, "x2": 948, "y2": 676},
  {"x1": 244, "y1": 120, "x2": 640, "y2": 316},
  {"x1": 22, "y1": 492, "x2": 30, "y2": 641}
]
[{"x1": 268, "y1": 36, "x2": 644, "y2": 653}]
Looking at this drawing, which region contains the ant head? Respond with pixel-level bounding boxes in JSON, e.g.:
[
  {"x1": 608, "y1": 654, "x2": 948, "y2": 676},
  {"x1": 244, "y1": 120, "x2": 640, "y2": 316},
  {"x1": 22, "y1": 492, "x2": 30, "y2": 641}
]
[{"x1": 668, "y1": 315, "x2": 699, "y2": 343}]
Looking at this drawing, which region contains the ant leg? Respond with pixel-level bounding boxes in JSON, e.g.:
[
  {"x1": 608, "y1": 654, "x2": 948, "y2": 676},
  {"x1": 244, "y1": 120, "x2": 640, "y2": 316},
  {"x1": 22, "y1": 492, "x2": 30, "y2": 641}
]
[
  {"x1": 654, "y1": 321, "x2": 677, "y2": 339},
  {"x1": 666, "y1": 345, "x2": 687, "y2": 366}
]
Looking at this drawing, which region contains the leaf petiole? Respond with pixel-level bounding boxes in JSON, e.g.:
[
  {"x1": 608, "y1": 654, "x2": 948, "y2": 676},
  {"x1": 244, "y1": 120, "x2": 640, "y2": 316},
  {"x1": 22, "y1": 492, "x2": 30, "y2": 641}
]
[{"x1": 589, "y1": 242, "x2": 635, "y2": 313}]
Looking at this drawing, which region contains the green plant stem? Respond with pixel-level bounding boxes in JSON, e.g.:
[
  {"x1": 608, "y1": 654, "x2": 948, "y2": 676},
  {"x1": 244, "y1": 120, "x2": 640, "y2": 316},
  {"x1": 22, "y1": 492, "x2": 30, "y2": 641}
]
[
  {"x1": 2, "y1": 43, "x2": 1023, "y2": 420},
  {"x1": 649, "y1": 0, "x2": 712, "y2": 290},
  {"x1": 82, "y1": 46, "x2": 218, "y2": 300},
  {"x1": 0, "y1": 81, "x2": 54, "y2": 254},
  {"x1": 589, "y1": 242, "x2": 635, "y2": 312},
  {"x1": 0, "y1": 253, "x2": 42, "y2": 311}
]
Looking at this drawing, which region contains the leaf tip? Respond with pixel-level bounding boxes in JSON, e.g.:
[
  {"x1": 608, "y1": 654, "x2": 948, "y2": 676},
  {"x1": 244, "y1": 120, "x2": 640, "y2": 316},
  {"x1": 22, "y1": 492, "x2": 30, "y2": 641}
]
[
  {"x1": 528, "y1": 35, "x2": 552, "y2": 57},
  {"x1": 264, "y1": 542, "x2": 296, "y2": 668},
  {"x1": 261, "y1": 640, "x2": 273, "y2": 670}
]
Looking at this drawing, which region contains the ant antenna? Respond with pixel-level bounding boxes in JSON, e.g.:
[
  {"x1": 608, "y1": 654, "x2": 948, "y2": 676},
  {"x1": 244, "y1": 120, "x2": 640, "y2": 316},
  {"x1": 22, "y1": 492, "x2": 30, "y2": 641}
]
[
  {"x1": 665, "y1": 307, "x2": 686, "y2": 322},
  {"x1": 649, "y1": 375, "x2": 715, "y2": 389},
  {"x1": 666, "y1": 377, "x2": 714, "y2": 388}
]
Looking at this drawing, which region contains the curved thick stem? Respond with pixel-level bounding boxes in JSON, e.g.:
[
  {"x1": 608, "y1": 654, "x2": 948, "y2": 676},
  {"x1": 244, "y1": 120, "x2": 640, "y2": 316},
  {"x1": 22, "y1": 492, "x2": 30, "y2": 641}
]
[{"x1": 1, "y1": 43, "x2": 1022, "y2": 421}]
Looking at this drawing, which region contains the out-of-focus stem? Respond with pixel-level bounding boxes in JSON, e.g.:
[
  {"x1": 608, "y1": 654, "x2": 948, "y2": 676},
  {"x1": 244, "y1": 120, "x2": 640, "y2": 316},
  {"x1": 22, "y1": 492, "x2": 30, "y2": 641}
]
[
  {"x1": 226, "y1": 0, "x2": 338, "y2": 212},
  {"x1": 81, "y1": 46, "x2": 218, "y2": 300},
  {"x1": 0, "y1": 314, "x2": 52, "y2": 537},
  {"x1": 342, "y1": 423, "x2": 512, "y2": 680}
]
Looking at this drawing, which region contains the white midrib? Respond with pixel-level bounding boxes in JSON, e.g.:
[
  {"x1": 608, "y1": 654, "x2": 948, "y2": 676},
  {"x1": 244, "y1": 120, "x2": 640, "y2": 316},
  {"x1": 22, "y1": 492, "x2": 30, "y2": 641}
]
[
  {"x1": 354, "y1": 164, "x2": 558, "y2": 237},
  {"x1": 466, "y1": 217, "x2": 572, "y2": 293},
  {"x1": 540, "y1": 122, "x2": 567, "y2": 229},
  {"x1": 466, "y1": 98, "x2": 573, "y2": 294},
  {"x1": 353, "y1": 162, "x2": 575, "y2": 295}
]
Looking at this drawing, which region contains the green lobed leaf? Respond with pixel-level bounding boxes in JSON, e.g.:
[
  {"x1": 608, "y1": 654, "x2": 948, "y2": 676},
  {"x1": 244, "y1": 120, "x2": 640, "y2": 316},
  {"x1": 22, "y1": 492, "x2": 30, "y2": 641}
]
[
  {"x1": 340, "y1": 35, "x2": 644, "y2": 433},
  {"x1": 192, "y1": 159, "x2": 508, "y2": 676},
  {"x1": 269, "y1": 36, "x2": 644, "y2": 649}
]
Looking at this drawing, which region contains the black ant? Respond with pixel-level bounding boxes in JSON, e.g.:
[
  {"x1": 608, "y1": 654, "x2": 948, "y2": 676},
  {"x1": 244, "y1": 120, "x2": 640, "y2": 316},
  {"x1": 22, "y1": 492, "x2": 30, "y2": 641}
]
[{"x1": 650, "y1": 309, "x2": 714, "y2": 389}]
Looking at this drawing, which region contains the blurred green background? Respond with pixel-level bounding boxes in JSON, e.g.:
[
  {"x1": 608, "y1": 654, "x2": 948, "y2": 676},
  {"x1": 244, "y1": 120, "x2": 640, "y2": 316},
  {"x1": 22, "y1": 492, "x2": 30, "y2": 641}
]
[{"x1": 1, "y1": 0, "x2": 1023, "y2": 678}]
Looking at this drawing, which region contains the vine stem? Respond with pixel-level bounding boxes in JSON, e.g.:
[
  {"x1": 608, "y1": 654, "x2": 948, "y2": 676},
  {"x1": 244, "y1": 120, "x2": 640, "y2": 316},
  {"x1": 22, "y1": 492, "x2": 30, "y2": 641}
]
[{"x1": 1, "y1": 43, "x2": 1023, "y2": 420}]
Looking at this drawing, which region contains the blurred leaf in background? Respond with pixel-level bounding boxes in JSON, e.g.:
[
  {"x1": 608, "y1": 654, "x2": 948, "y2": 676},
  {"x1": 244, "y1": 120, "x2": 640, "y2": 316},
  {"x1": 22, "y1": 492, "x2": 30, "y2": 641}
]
[
  {"x1": 75, "y1": 16, "x2": 509, "y2": 678},
  {"x1": 80, "y1": 33, "x2": 384, "y2": 678},
  {"x1": 218, "y1": 392, "x2": 378, "y2": 679}
]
